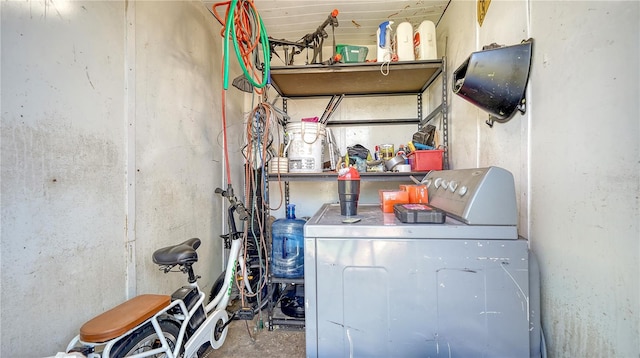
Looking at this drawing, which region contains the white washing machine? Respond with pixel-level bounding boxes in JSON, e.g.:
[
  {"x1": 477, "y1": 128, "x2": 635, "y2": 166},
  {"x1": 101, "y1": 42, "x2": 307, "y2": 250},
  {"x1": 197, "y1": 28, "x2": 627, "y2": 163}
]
[{"x1": 304, "y1": 167, "x2": 542, "y2": 358}]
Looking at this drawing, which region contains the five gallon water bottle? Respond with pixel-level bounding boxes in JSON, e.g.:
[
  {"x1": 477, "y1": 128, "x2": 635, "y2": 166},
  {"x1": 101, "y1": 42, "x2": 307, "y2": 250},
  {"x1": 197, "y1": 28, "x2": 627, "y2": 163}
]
[{"x1": 271, "y1": 204, "x2": 305, "y2": 278}]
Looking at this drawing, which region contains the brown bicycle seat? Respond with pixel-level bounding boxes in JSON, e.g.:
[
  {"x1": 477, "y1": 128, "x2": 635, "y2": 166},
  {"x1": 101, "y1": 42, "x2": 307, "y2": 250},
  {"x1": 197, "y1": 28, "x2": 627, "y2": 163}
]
[{"x1": 80, "y1": 294, "x2": 171, "y2": 343}]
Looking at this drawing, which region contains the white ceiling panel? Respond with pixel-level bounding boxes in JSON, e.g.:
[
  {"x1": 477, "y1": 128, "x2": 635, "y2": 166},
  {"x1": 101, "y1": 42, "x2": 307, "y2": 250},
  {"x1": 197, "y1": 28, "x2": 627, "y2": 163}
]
[{"x1": 204, "y1": 0, "x2": 449, "y2": 46}]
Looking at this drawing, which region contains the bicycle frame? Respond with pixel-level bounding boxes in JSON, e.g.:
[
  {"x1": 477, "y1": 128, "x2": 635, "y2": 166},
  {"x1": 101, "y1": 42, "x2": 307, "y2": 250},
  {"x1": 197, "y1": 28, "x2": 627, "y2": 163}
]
[
  {"x1": 67, "y1": 185, "x2": 252, "y2": 358},
  {"x1": 67, "y1": 187, "x2": 250, "y2": 358}
]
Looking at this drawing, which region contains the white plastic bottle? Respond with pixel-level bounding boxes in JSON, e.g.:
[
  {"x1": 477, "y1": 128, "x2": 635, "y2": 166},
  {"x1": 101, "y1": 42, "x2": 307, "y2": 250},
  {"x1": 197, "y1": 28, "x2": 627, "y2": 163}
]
[
  {"x1": 376, "y1": 21, "x2": 394, "y2": 62},
  {"x1": 414, "y1": 20, "x2": 437, "y2": 60},
  {"x1": 395, "y1": 22, "x2": 415, "y2": 61}
]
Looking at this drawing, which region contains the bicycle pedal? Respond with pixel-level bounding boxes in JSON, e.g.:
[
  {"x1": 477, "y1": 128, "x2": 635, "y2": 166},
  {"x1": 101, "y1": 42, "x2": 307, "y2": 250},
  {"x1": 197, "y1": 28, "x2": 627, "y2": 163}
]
[{"x1": 236, "y1": 307, "x2": 255, "y2": 320}]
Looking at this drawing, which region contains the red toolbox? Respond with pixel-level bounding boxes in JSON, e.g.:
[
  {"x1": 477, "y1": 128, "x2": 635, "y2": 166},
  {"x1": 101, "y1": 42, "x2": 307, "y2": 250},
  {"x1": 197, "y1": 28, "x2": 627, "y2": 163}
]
[{"x1": 408, "y1": 149, "x2": 444, "y2": 171}]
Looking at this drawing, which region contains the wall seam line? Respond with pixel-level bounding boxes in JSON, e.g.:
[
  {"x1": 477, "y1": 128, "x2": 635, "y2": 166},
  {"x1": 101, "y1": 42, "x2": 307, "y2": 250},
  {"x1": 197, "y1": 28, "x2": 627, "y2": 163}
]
[{"x1": 125, "y1": 0, "x2": 137, "y2": 299}]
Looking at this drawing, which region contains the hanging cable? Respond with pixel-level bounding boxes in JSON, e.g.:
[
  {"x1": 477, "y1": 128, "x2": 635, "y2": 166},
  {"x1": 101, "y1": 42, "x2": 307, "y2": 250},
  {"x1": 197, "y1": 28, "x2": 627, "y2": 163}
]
[
  {"x1": 210, "y1": 0, "x2": 274, "y2": 332},
  {"x1": 244, "y1": 102, "x2": 285, "y2": 211},
  {"x1": 220, "y1": 76, "x2": 233, "y2": 185},
  {"x1": 236, "y1": 100, "x2": 285, "y2": 314},
  {"x1": 212, "y1": 0, "x2": 271, "y2": 91},
  {"x1": 212, "y1": 0, "x2": 271, "y2": 184}
]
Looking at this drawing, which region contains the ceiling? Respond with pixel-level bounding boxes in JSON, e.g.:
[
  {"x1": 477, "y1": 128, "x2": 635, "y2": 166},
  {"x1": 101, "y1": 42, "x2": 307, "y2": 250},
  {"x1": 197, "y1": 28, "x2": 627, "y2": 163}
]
[{"x1": 204, "y1": 1, "x2": 449, "y2": 47}]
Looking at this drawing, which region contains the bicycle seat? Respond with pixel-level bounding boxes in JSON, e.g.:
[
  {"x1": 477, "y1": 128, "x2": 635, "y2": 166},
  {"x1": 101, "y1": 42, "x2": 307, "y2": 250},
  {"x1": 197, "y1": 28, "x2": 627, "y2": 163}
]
[
  {"x1": 153, "y1": 238, "x2": 201, "y2": 265},
  {"x1": 80, "y1": 294, "x2": 171, "y2": 343}
]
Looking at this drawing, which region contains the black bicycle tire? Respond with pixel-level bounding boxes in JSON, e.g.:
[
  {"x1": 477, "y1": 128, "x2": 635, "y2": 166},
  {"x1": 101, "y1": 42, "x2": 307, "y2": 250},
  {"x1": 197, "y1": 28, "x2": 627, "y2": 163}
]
[{"x1": 109, "y1": 318, "x2": 181, "y2": 357}]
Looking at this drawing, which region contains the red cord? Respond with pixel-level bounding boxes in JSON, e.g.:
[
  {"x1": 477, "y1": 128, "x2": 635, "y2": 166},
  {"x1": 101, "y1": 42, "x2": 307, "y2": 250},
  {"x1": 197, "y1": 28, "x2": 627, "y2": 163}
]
[{"x1": 221, "y1": 66, "x2": 232, "y2": 185}]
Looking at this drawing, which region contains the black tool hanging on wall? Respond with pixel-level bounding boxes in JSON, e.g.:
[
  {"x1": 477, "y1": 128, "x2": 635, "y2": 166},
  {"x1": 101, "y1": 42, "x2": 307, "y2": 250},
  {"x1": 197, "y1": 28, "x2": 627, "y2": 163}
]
[{"x1": 452, "y1": 38, "x2": 533, "y2": 127}]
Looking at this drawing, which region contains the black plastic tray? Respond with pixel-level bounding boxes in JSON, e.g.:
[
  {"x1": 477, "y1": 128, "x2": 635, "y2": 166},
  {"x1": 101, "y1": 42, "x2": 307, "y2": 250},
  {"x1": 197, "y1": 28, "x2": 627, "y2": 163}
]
[{"x1": 394, "y1": 203, "x2": 446, "y2": 224}]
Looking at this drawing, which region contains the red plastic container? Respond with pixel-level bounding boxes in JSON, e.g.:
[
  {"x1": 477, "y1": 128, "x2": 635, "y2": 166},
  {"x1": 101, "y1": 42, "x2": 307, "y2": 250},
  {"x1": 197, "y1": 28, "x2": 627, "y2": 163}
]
[
  {"x1": 379, "y1": 190, "x2": 409, "y2": 213},
  {"x1": 408, "y1": 149, "x2": 444, "y2": 171},
  {"x1": 399, "y1": 184, "x2": 429, "y2": 204}
]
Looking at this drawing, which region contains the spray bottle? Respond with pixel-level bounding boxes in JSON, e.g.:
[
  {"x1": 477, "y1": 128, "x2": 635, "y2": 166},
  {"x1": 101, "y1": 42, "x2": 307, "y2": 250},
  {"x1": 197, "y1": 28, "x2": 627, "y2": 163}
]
[{"x1": 376, "y1": 21, "x2": 394, "y2": 62}]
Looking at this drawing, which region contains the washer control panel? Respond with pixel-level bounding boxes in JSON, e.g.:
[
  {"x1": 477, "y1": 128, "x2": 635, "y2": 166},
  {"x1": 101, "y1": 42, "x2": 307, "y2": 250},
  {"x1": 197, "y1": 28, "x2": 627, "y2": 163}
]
[{"x1": 422, "y1": 166, "x2": 517, "y2": 225}]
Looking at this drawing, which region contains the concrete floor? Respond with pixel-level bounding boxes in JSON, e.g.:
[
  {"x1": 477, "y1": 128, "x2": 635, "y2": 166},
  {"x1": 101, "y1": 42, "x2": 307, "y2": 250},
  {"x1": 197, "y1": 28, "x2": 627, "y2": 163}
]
[{"x1": 212, "y1": 315, "x2": 306, "y2": 358}]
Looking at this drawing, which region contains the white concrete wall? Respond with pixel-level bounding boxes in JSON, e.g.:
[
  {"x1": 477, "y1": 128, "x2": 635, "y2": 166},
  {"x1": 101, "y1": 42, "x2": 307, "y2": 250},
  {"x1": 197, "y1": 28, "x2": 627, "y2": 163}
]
[
  {"x1": 1, "y1": 1, "x2": 127, "y2": 354},
  {"x1": 437, "y1": 0, "x2": 639, "y2": 356},
  {"x1": 0, "y1": 1, "x2": 243, "y2": 356},
  {"x1": 528, "y1": 2, "x2": 639, "y2": 357},
  {"x1": 437, "y1": 0, "x2": 531, "y2": 232}
]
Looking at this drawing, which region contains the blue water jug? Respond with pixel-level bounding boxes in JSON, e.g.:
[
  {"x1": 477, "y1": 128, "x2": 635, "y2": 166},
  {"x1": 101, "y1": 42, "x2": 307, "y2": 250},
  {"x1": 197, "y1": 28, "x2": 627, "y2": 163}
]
[{"x1": 271, "y1": 204, "x2": 305, "y2": 278}]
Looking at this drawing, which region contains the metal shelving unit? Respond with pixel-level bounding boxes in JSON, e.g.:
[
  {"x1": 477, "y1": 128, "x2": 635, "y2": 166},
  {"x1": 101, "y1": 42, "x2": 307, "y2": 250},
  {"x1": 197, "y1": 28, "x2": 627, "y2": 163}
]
[
  {"x1": 268, "y1": 58, "x2": 449, "y2": 176},
  {"x1": 264, "y1": 59, "x2": 448, "y2": 330},
  {"x1": 266, "y1": 276, "x2": 305, "y2": 331}
]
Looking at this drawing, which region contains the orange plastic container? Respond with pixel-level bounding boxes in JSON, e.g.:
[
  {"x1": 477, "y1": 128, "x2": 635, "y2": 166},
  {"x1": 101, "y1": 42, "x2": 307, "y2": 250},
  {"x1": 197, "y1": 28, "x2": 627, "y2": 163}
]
[
  {"x1": 379, "y1": 190, "x2": 409, "y2": 213},
  {"x1": 400, "y1": 184, "x2": 429, "y2": 204},
  {"x1": 408, "y1": 149, "x2": 444, "y2": 171}
]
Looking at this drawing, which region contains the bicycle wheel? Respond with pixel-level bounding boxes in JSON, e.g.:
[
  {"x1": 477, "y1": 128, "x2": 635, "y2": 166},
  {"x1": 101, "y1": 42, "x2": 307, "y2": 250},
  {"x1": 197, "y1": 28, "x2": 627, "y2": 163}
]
[{"x1": 109, "y1": 318, "x2": 181, "y2": 358}]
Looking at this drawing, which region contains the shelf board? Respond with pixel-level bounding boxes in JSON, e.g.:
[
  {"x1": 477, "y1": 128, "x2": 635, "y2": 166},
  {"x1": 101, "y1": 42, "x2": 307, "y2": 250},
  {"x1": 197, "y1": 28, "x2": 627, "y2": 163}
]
[
  {"x1": 267, "y1": 171, "x2": 429, "y2": 182},
  {"x1": 325, "y1": 117, "x2": 419, "y2": 126},
  {"x1": 269, "y1": 60, "x2": 443, "y2": 97},
  {"x1": 270, "y1": 276, "x2": 305, "y2": 284}
]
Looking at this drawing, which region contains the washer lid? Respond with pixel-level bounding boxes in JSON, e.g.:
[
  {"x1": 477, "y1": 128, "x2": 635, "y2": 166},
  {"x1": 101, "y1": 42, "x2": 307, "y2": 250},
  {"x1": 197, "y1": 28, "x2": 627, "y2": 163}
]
[{"x1": 304, "y1": 204, "x2": 518, "y2": 240}]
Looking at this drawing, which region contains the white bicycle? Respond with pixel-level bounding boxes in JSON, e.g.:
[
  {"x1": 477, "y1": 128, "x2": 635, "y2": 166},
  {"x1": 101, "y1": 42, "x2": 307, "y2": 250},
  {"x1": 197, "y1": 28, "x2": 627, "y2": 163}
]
[{"x1": 66, "y1": 185, "x2": 262, "y2": 357}]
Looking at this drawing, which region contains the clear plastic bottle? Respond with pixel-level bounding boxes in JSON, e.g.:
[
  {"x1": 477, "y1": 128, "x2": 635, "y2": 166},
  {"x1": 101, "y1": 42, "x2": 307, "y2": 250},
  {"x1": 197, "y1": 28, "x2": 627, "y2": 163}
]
[{"x1": 271, "y1": 204, "x2": 305, "y2": 278}]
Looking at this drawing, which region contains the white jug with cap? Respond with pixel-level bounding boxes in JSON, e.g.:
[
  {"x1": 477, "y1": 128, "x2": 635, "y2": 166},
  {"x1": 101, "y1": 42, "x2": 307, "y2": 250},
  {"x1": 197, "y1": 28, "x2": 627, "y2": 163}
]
[
  {"x1": 414, "y1": 20, "x2": 437, "y2": 60},
  {"x1": 395, "y1": 22, "x2": 415, "y2": 61}
]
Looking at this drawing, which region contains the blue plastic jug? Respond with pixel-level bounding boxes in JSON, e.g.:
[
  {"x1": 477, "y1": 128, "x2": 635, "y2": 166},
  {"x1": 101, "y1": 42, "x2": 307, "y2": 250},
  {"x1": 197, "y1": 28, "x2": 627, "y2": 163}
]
[{"x1": 271, "y1": 204, "x2": 305, "y2": 278}]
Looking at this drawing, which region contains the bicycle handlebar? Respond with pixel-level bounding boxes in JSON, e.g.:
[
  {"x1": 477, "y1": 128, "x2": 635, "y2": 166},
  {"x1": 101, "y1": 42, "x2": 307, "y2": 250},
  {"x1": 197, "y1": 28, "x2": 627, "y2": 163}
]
[{"x1": 216, "y1": 184, "x2": 249, "y2": 221}]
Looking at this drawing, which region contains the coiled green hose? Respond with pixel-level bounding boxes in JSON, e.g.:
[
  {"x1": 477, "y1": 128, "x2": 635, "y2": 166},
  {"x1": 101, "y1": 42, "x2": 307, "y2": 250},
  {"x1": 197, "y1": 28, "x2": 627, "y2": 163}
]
[{"x1": 223, "y1": 0, "x2": 270, "y2": 90}]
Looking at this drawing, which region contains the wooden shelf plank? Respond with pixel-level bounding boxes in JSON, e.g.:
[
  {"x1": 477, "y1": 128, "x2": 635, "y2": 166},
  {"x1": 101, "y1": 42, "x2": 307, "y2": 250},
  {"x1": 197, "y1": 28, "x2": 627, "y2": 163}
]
[
  {"x1": 269, "y1": 60, "x2": 443, "y2": 97},
  {"x1": 267, "y1": 171, "x2": 430, "y2": 182}
]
